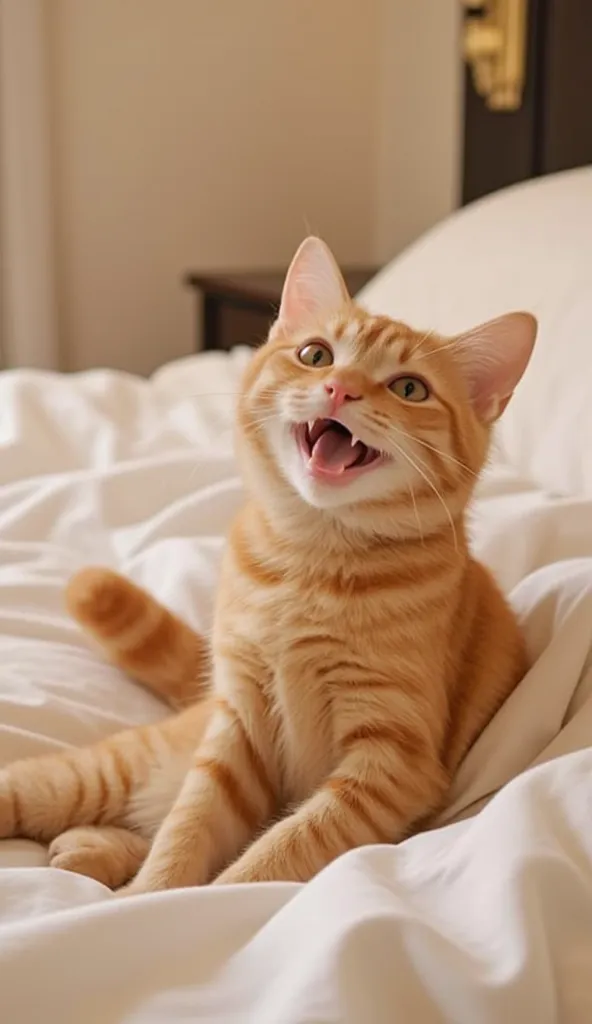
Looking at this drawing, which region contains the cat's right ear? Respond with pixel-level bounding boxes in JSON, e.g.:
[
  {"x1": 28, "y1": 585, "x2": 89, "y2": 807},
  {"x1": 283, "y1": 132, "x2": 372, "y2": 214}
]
[
  {"x1": 275, "y1": 237, "x2": 350, "y2": 333},
  {"x1": 453, "y1": 311, "x2": 537, "y2": 423}
]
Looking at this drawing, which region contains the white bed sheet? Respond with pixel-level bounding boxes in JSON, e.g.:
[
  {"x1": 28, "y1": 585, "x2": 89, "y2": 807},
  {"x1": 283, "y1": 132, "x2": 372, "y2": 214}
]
[{"x1": 0, "y1": 351, "x2": 592, "y2": 1022}]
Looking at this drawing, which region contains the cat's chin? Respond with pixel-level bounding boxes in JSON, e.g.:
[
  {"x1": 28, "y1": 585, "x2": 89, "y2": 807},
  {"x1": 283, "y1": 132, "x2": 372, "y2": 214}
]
[{"x1": 290, "y1": 470, "x2": 397, "y2": 511}]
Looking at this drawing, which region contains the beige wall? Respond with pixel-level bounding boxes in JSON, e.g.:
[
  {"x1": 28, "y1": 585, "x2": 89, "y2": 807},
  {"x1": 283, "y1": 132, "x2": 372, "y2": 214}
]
[
  {"x1": 375, "y1": 0, "x2": 461, "y2": 263},
  {"x1": 47, "y1": 0, "x2": 460, "y2": 375}
]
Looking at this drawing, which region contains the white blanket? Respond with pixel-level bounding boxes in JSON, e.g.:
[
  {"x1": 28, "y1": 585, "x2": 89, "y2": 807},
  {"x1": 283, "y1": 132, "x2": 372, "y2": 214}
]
[{"x1": 1, "y1": 352, "x2": 592, "y2": 1023}]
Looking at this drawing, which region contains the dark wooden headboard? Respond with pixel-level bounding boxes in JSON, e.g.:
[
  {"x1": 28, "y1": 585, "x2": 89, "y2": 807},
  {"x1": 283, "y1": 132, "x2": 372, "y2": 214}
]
[{"x1": 462, "y1": 0, "x2": 592, "y2": 205}]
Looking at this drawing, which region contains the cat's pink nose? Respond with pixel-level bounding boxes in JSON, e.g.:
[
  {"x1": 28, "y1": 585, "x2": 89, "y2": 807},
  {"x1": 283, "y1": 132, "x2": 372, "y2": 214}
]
[{"x1": 324, "y1": 380, "x2": 362, "y2": 410}]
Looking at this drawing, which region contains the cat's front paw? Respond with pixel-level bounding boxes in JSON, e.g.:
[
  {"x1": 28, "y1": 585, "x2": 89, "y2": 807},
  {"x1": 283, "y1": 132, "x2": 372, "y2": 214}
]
[
  {"x1": 118, "y1": 876, "x2": 162, "y2": 897},
  {"x1": 119, "y1": 871, "x2": 173, "y2": 897},
  {"x1": 213, "y1": 862, "x2": 265, "y2": 885},
  {"x1": 117, "y1": 881, "x2": 143, "y2": 897}
]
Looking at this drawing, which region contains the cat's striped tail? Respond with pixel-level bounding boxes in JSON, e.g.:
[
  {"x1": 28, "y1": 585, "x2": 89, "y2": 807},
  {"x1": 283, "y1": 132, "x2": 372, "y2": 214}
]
[{"x1": 65, "y1": 568, "x2": 210, "y2": 709}]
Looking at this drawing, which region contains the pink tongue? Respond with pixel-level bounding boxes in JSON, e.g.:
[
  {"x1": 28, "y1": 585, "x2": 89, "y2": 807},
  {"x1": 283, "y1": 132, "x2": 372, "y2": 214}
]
[{"x1": 310, "y1": 428, "x2": 365, "y2": 473}]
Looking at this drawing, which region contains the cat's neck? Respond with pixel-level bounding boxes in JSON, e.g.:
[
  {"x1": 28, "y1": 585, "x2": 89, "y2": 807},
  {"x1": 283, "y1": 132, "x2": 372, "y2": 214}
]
[
  {"x1": 243, "y1": 490, "x2": 468, "y2": 564},
  {"x1": 238, "y1": 454, "x2": 469, "y2": 560}
]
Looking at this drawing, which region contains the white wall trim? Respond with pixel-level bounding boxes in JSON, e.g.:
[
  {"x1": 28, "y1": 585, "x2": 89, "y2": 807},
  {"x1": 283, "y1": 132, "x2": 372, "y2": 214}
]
[{"x1": 0, "y1": 0, "x2": 58, "y2": 369}]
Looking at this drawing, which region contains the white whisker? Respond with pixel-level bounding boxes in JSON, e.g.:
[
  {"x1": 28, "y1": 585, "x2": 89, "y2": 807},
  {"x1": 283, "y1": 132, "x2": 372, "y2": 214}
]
[
  {"x1": 390, "y1": 425, "x2": 477, "y2": 478},
  {"x1": 408, "y1": 328, "x2": 435, "y2": 358},
  {"x1": 391, "y1": 441, "x2": 459, "y2": 552},
  {"x1": 414, "y1": 336, "x2": 462, "y2": 361},
  {"x1": 243, "y1": 413, "x2": 278, "y2": 430},
  {"x1": 407, "y1": 481, "x2": 424, "y2": 545},
  {"x1": 187, "y1": 391, "x2": 241, "y2": 399}
]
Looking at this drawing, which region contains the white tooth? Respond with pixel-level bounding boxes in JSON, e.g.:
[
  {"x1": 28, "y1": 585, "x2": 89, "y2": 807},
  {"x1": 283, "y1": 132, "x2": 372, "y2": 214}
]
[
  {"x1": 308, "y1": 420, "x2": 315, "y2": 433},
  {"x1": 350, "y1": 435, "x2": 358, "y2": 447}
]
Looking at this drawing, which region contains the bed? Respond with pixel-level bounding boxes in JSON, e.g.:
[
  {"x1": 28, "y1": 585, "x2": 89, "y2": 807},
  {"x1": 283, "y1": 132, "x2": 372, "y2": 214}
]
[{"x1": 1, "y1": 167, "x2": 592, "y2": 1022}]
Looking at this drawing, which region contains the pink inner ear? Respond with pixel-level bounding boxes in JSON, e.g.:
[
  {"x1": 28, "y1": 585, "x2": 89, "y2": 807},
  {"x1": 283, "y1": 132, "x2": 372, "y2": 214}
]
[
  {"x1": 453, "y1": 312, "x2": 538, "y2": 422},
  {"x1": 278, "y1": 236, "x2": 350, "y2": 332}
]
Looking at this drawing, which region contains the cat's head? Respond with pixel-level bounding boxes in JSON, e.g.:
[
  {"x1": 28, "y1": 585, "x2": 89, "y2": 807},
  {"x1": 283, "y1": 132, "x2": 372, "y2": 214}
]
[{"x1": 238, "y1": 237, "x2": 536, "y2": 536}]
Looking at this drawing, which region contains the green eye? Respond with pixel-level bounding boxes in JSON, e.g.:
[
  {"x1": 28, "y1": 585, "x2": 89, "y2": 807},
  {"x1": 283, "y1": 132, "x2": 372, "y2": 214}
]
[
  {"x1": 389, "y1": 375, "x2": 429, "y2": 402},
  {"x1": 298, "y1": 341, "x2": 334, "y2": 368}
]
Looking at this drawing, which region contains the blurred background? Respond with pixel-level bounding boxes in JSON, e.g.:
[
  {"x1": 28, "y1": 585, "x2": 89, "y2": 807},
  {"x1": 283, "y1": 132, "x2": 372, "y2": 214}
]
[{"x1": 0, "y1": 1, "x2": 590, "y2": 376}]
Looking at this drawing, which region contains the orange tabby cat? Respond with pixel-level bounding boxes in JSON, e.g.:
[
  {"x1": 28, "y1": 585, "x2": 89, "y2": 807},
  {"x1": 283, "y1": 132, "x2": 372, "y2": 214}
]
[{"x1": 0, "y1": 237, "x2": 536, "y2": 892}]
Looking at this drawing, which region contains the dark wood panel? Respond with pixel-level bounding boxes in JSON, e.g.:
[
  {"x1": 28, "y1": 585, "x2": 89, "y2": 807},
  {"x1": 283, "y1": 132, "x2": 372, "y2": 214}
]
[
  {"x1": 540, "y1": 1, "x2": 592, "y2": 172},
  {"x1": 217, "y1": 306, "x2": 272, "y2": 351}
]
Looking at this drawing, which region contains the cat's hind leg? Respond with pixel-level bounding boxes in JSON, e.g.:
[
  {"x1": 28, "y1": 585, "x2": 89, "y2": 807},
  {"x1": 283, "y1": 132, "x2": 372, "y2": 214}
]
[
  {"x1": 0, "y1": 701, "x2": 210, "y2": 846},
  {"x1": 48, "y1": 826, "x2": 149, "y2": 888}
]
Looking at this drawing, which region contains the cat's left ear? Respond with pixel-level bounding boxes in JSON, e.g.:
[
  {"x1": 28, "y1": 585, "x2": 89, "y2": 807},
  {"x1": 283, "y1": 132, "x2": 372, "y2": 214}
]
[
  {"x1": 276, "y1": 236, "x2": 350, "y2": 332},
  {"x1": 453, "y1": 312, "x2": 538, "y2": 422}
]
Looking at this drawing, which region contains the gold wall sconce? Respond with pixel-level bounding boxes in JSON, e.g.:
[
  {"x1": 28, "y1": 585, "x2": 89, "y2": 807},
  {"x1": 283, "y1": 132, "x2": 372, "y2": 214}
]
[{"x1": 462, "y1": 0, "x2": 529, "y2": 111}]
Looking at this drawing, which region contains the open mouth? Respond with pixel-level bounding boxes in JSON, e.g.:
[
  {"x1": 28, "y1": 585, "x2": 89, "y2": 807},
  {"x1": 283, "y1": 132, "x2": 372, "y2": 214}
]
[{"x1": 294, "y1": 419, "x2": 386, "y2": 482}]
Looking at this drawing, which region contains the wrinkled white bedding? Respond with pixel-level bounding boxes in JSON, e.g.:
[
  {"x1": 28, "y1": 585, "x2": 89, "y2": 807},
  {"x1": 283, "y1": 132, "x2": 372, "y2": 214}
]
[{"x1": 1, "y1": 350, "x2": 592, "y2": 1023}]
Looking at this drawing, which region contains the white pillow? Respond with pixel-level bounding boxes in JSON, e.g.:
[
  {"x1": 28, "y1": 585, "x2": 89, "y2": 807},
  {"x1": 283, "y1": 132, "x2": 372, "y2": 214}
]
[{"x1": 358, "y1": 166, "x2": 592, "y2": 498}]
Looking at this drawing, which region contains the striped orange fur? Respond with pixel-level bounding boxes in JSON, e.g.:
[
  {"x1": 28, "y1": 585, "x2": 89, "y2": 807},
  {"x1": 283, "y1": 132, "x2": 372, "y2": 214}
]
[
  {"x1": 65, "y1": 568, "x2": 210, "y2": 708},
  {"x1": 0, "y1": 237, "x2": 537, "y2": 891}
]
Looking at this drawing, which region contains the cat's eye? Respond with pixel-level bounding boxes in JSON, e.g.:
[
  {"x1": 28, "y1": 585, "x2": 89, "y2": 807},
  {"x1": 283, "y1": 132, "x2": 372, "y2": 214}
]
[
  {"x1": 389, "y1": 375, "x2": 429, "y2": 402},
  {"x1": 297, "y1": 341, "x2": 334, "y2": 368}
]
